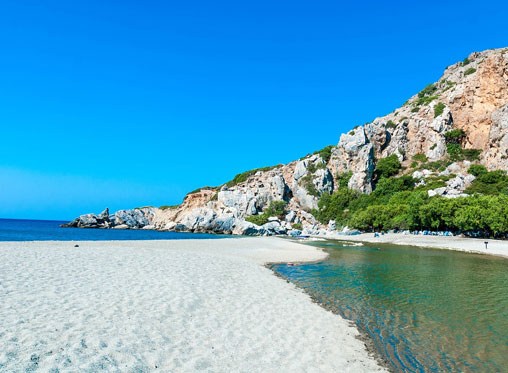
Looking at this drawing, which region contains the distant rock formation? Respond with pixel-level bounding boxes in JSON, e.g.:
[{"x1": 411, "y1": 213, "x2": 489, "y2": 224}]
[
  {"x1": 61, "y1": 207, "x2": 156, "y2": 230},
  {"x1": 63, "y1": 47, "x2": 508, "y2": 236}
]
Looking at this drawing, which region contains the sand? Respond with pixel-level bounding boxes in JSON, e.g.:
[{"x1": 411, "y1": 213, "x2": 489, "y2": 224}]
[
  {"x1": 327, "y1": 232, "x2": 508, "y2": 259},
  {"x1": 0, "y1": 237, "x2": 385, "y2": 372}
]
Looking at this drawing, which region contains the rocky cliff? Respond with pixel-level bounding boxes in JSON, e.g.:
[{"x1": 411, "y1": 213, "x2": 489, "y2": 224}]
[{"x1": 64, "y1": 47, "x2": 508, "y2": 236}]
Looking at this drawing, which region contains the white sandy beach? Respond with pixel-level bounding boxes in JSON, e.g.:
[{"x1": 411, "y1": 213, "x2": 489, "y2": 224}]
[
  {"x1": 0, "y1": 237, "x2": 385, "y2": 372},
  {"x1": 328, "y1": 233, "x2": 508, "y2": 259}
]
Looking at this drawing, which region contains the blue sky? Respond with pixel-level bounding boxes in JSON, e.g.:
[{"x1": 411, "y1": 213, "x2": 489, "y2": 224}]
[{"x1": 1, "y1": 0, "x2": 507, "y2": 220}]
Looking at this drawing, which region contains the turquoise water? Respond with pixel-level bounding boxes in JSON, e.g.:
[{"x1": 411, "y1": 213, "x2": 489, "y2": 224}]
[{"x1": 272, "y1": 240, "x2": 508, "y2": 372}]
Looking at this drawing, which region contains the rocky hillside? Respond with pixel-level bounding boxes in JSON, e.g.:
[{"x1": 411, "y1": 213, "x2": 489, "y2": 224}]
[{"x1": 64, "y1": 47, "x2": 508, "y2": 236}]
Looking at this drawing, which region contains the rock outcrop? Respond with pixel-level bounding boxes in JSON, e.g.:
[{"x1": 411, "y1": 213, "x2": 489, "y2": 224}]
[{"x1": 63, "y1": 47, "x2": 508, "y2": 236}]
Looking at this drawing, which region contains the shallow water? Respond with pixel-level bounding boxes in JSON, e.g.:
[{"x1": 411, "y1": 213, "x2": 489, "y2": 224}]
[
  {"x1": 272, "y1": 240, "x2": 508, "y2": 372},
  {"x1": 0, "y1": 218, "x2": 229, "y2": 241}
]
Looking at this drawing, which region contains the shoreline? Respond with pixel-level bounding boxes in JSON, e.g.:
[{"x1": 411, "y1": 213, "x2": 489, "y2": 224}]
[
  {"x1": 0, "y1": 237, "x2": 385, "y2": 372},
  {"x1": 316, "y1": 232, "x2": 508, "y2": 259}
]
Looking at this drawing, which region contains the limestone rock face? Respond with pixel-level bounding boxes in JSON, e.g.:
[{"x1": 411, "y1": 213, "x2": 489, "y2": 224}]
[
  {"x1": 329, "y1": 128, "x2": 375, "y2": 193},
  {"x1": 62, "y1": 207, "x2": 156, "y2": 229}
]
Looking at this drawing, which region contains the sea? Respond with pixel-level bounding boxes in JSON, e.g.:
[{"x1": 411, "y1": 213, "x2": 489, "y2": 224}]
[{"x1": 0, "y1": 218, "x2": 228, "y2": 241}]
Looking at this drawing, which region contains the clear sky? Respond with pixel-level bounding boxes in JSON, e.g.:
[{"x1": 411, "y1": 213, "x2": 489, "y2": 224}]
[{"x1": 1, "y1": 0, "x2": 507, "y2": 220}]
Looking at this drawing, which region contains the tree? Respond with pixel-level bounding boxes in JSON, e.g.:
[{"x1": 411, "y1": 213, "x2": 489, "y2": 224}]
[{"x1": 375, "y1": 155, "x2": 401, "y2": 179}]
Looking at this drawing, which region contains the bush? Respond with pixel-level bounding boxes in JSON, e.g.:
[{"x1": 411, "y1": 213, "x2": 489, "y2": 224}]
[
  {"x1": 413, "y1": 153, "x2": 428, "y2": 163},
  {"x1": 464, "y1": 67, "x2": 476, "y2": 76},
  {"x1": 434, "y1": 102, "x2": 446, "y2": 118},
  {"x1": 245, "y1": 201, "x2": 288, "y2": 226},
  {"x1": 245, "y1": 214, "x2": 269, "y2": 226},
  {"x1": 462, "y1": 149, "x2": 481, "y2": 161},
  {"x1": 292, "y1": 223, "x2": 303, "y2": 230},
  {"x1": 444, "y1": 129, "x2": 466, "y2": 144},
  {"x1": 337, "y1": 171, "x2": 353, "y2": 188},
  {"x1": 462, "y1": 57, "x2": 470, "y2": 66},
  {"x1": 226, "y1": 165, "x2": 281, "y2": 187},
  {"x1": 386, "y1": 120, "x2": 396, "y2": 129},
  {"x1": 468, "y1": 164, "x2": 487, "y2": 177},
  {"x1": 466, "y1": 170, "x2": 508, "y2": 195},
  {"x1": 418, "y1": 84, "x2": 437, "y2": 98},
  {"x1": 265, "y1": 201, "x2": 287, "y2": 218},
  {"x1": 312, "y1": 145, "x2": 334, "y2": 163},
  {"x1": 447, "y1": 143, "x2": 464, "y2": 161},
  {"x1": 160, "y1": 205, "x2": 179, "y2": 210},
  {"x1": 375, "y1": 155, "x2": 401, "y2": 179}
]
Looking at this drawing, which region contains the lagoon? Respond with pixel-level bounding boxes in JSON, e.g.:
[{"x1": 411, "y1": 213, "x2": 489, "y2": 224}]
[{"x1": 273, "y1": 240, "x2": 508, "y2": 372}]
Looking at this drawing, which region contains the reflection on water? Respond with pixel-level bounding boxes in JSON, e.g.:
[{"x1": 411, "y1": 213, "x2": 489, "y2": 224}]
[{"x1": 272, "y1": 241, "x2": 508, "y2": 372}]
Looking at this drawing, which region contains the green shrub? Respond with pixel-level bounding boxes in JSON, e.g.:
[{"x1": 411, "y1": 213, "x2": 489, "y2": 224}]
[
  {"x1": 292, "y1": 223, "x2": 303, "y2": 230},
  {"x1": 312, "y1": 145, "x2": 334, "y2": 163},
  {"x1": 337, "y1": 171, "x2": 353, "y2": 188},
  {"x1": 463, "y1": 149, "x2": 481, "y2": 161},
  {"x1": 386, "y1": 120, "x2": 396, "y2": 129},
  {"x1": 466, "y1": 170, "x2": 508, "y2": 195},
  {"x1": 447, "y1": 143, "x2": 464, "y2": 161},
  {"x1": 411, "y1": 106, "x2": 420, "y2": 113},
  {"x1": 301, "y1": 174, "x2": 319, "y2": 197},
  {"x1": 444, "y1": 129, "x2": 466, "y2": 144},
  {"x1": 160, "y1": 205, "x2": 179, "y2": 210},
  {"x1": 226, "y1": 165, "x2": 281, "y2": 187},
  {"x1": 416, "y1": 95, "x2": 438, "y2": 106},
  {"x1": 462, "y1": 57, "x2": 470, "y2": 66},
  {"x1": 265, "y1": 201, "x2": 287, "y2": 218},
  {"x1": 375, "y1": 155, "x2": 402, "y2": 179},
  {"x1": 468, "y1": 164, "x2": 487, "y2": 177},
  {"x1": 413, "y1": 153, "x2": 428, "y2": 163},
  {"x1": 245, "y1": 201, "x2": 288, "y2": 226},
  {"x1": 464, "y1": 67, "x2": 477, "y2": 76},
  {"x1": 245, "y1": 214, "x2": 269, "y2": 226},
  {"x1": 418, "y1": 84, "x2": 437, "y2": 98},
  {"x1": 434, "y1": 102, "x2": 446, "y2": 118}
]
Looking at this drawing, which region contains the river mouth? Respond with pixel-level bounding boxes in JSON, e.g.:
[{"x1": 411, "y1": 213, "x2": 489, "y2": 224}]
[{"x1": 271, "y1": 240, "x2": 508, "y2": 372}]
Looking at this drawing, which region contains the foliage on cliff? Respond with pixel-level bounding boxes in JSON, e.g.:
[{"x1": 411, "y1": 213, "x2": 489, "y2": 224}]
[{"x1": 313, "y1": 168, "x2": 508, "y2": 237}]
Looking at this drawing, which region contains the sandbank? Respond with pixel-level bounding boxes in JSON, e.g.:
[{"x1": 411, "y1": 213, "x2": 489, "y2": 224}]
[
  {"x1": 0, "y1": 237, "x2": 385, "y2": 372},
  {"x1": 326, "y1": 232, "x2": 508, "y2": 259}
]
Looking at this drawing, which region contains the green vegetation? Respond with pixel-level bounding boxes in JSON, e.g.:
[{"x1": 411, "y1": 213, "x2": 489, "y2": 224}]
[
  {"x1": 434, "y1": 102, "x2": 446, "y2": 118},
  {"x1": 443, "y1": 129, "x2": 481, "y2": 161},
  {"x1": 464, "y1": 67, "x2": 477, "y2": 76},
  {"x1": 187, "y1": 186, "x2": 217, "y2": 195},
  {"x1": 444, "y1": 129, "x2": 466, "y2": 144},
  {"x1": 462, "y1": 57, "x2": 470, "y2": 66},
  {"x1": 245, "y1": 201, "x2": 288, "y2": 226},
  {"x1": 313, "y1": 171, "x2": 508, "y2": 237},
  {"x1": 413, "y1": 153, "x2": 428, "y2": 163},
  {"x1": 337, "y1": 171, "x2": 353, "y2": 188},
  {"x1": 245, "y1": 214, "x2": 269, "y2": 226},
  {"x1": 301, "y1": 173, "x2": 319, "y2": 197},
  {"x1": 386, "y1": 120, "x2": 396, "y2": 129},
  {"x1": 292, "y1": 222, "x2": 303, "y2": 230},
  {"x1": 375, "y1": 155, "x2": 401, "y2": 179},
  {"x1": 418, "y1": 84, "x2": 437, "y2": 98},
  {"x1": 468, "y1": 164, "x2": 487, "y2": 177},
  {"x1": 226, "y1": 165, "x2": 281, "y2": 187},
  {"x1": 312, "y1": 145, "x2": 334, "y2": 163},
  {"x1": 413, "y1": 84, "x2": 439, "y2": 107},
  {"x1": 466, "y1": 169, "x2": 508, "y2": 195},
  {"x1": 160, "y1": 205, "x2": 179, "y2": 210}
]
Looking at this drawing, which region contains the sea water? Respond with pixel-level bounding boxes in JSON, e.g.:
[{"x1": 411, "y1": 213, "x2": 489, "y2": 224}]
[
  {"x1": 273, "y1": 240, "x2": 508, "y2": 372},
  {"x1": 0, "y1": 218, "x2": 229, "y2": 241}
]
